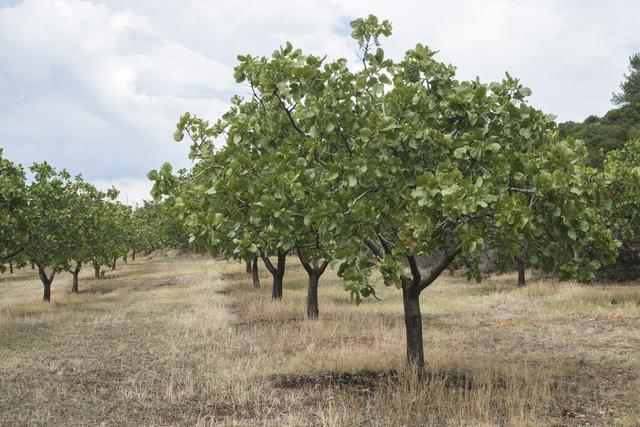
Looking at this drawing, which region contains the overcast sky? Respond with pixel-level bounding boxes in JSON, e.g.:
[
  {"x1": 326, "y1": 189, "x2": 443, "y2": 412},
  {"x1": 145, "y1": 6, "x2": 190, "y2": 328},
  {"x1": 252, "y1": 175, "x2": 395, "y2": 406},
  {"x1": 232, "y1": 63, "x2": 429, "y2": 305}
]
[{"x1": 1, "y1": 0, "x2": 639, "y2": 204}]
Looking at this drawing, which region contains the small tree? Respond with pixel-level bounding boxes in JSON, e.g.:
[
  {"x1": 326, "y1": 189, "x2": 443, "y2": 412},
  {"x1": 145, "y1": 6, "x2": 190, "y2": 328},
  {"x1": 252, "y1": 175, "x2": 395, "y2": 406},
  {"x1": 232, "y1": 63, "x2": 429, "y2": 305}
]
[
  {"x1": 612, "y1": 53, "x2": 640, "y2": 106},
  {"x1": 24, "y1": 163, "x2": 76, "y2": 301},
  {"x1": 67, "y1": 180, "x2": 114, "y2": 292},
  {"x1": 601, "y1": 139, "x2": 640, "y2": 279},
  {"x1": 0, "y1": 149, "x2": 27, "y2": 271},
  {"x1": 329, "y1": 16, "x2": 619, "y2": 366}
]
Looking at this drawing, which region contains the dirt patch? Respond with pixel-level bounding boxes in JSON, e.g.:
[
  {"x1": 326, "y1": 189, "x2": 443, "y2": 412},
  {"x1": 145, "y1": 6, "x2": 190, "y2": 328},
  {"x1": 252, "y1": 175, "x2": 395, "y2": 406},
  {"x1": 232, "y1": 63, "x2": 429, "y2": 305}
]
[
  {"x1": 270, "y1": 368, "x2": 514, "y2": 394},
  {"x1": 79, "y1": 285, "x2": 117, "y2": 295},
  {"x1": 233, "y1": 317, "x2": 303, "y2": 331},
  {"x1": 271, "y1": 369, "x2": 398, "y2": 393},
  {"x1": 219, "y1": 272, "x2": 247, "y2": 281}
]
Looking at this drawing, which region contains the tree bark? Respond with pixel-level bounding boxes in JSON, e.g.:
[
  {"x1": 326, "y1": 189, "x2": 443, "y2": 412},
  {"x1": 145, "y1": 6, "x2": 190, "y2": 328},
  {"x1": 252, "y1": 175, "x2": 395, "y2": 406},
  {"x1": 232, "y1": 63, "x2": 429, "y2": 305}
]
[
  {"x1": 9, "y1": 260, "x2": 13, "y2": 274},
  {"x1": 245, "y1": 259, "x2": 252, "y2": 274},
  {"x1": 251, "y1": 255, "x2": 260, "y2": 289},
  {"x1": 94, "y1": 263, "x2": 100, "y2": 279},
  {"x1": 123, "y1": 254, "x2": 128, "y2": 264},
  {"x1": 132, "y1": 250, "x2": 136, "y2": 261},
  {"x1": 112, "y1": 257, "x2": 117, "y2": 271},
  {"x1": 402, "y1": 283, "x2": 424, "y2": 367}
]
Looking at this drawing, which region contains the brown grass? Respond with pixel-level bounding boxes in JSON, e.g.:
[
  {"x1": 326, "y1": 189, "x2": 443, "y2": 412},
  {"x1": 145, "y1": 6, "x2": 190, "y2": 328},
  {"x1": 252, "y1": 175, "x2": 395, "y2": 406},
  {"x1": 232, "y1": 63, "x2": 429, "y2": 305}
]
[{"x1": 1, "y1": 255, "x2": 639, "y2": 426}]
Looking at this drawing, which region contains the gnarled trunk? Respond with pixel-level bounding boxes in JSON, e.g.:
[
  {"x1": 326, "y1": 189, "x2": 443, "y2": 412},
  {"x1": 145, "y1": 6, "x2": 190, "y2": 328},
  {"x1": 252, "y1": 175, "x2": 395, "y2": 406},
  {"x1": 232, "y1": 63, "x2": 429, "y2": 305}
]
[{"x1": 251, "y1": 255, "x2": 260, "y2": 289}]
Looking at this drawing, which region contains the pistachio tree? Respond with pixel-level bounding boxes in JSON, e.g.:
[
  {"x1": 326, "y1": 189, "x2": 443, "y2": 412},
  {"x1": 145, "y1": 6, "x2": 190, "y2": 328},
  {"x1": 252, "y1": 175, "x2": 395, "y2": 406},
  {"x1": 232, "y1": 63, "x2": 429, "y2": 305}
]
[
  {"x1": 601, "y1": 139, "x2": 640, "y2": 278},
  {"x1": 154, "y1": 107, "x2": 297, "y2": 300},
  {"x1": 24, "y1": 163, "x2": 77, "y2": 301},
  {"x1": 68, "y1": 182, "x2": 118, "y2": 291},
  {"x1": 325, "y1": 16, "x2": 618, "y2": 365},
  {"x1": 0, "y1": 149, "x2": 27, "y2": 271},
  {"x1": 156, "y1": 45, "x2": 340, "y2": 315}
]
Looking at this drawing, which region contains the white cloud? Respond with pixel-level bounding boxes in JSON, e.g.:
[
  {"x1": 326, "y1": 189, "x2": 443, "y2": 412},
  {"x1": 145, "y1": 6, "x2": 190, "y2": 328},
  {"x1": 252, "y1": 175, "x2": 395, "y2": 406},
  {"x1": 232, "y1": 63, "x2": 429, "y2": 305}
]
[
  {"x1": 1, "y1": 0, "x2": 640, "y2": 203},
  {"x1": 92, "y1": 177, "x2": 153, "y2": 206}
]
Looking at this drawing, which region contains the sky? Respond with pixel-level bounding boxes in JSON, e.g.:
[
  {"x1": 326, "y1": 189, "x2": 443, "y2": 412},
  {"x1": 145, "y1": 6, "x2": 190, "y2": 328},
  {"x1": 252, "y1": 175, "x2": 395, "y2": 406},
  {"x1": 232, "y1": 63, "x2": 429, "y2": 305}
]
[{"x1": 1, "y1": 0, "x2": 639, "y2": 204}]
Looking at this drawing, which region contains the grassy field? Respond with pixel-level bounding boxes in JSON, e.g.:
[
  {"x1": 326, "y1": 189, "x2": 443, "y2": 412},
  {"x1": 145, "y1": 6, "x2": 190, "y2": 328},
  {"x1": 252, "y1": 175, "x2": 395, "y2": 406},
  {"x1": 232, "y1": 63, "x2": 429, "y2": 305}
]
[{"x1": 1, "y1": 254, "x2": 639, "y2": 426}]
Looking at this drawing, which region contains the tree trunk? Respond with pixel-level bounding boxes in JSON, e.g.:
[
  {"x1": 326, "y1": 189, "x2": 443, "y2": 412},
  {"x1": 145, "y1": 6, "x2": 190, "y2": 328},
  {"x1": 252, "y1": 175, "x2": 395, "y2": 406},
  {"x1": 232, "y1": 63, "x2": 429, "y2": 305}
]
[
  {"x1": 94, "y1": 264, "x2": 100, "y2": 279},
  {"x1": 72, "y1": 271, "x2": 79, "y2": 293},
  {"x1": 9, "y1": 260, "x2": 13, "y2": 274},
  {"x1": 43, "y1": 281, "x2": 51, "y2": 302},
  {"x1": 306, "y1": 273, "x2": 320, "y2": 319},
  {"x1": 272, "y1": 272, "x2": 284, "y2": 299},
  {"x1": 251, "y1": 255, "x2": 260, "y2": 289},
  {"x1": 70, "y1": 262, "x2": 82, "y2": 293},
  {"x1": 262, "y1": 251, "x2": 286, "y2": 300},
  {"x1": 132, "y1": 250, "x2": 136, "y2": 261},
  {"x1": 402, "y1": 285, "x2": 425, "y2": 367},
  {"x1": 112, "y1": 257, "x2": 117, "y2": 271},
  {"x1": 299, "y1": 256, "x2": 329, "y2": 320},
  {"x1": 245, "y1": 259, "x2": 252, "y2": 274},
  {"x1": 123, "y1": 254, "x2": 128, "y2": 264},
  {"x1": 38, "y1": 266, "x2": 55, "y2": 303},
  {"x1": 517, "y1": 262, "x2": 526, "y2": 287}
]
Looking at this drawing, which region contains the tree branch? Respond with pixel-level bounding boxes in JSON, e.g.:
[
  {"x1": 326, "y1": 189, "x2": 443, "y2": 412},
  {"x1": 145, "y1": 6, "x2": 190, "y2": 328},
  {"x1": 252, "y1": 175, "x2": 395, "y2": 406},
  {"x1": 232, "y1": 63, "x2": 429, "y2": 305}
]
[
  {"x1": 407, "y1": 255, "x2": 421, "y2": 284},
  {"x1": 364, "y1": 238, "x2": 384, "y2": 260},
  {"x1": 260, "y1": 252, "x2": 277, "y2": 275},
  {"x1": 418, "y1": 248, "x2": 461, "y2": 293}
]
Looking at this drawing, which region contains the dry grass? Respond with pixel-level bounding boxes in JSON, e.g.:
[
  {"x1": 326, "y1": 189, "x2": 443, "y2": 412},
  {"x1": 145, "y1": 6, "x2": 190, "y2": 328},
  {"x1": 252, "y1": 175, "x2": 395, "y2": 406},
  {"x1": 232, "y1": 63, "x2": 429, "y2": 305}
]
[{"x1": 1, "y1": 255, "x2": 639, "y2": 426}]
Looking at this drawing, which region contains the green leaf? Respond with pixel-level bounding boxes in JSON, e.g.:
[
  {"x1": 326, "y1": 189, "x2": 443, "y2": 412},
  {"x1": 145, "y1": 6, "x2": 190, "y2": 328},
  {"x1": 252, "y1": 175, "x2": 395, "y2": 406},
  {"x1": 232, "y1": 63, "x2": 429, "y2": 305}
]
[
  {"x1": 487, "y1": 142, "x2": 501, "y2": 152},
  {"x1": 454, "y1": 147, "x2": 467, "y2": 159}
]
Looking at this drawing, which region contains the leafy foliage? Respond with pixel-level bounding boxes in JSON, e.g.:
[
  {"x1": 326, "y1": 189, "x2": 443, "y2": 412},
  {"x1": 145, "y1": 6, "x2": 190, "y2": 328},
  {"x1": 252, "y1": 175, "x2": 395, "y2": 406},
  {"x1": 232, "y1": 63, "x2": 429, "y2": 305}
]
[{"x1": 0, "y1": 149, "x2": 28, "y2": 270}]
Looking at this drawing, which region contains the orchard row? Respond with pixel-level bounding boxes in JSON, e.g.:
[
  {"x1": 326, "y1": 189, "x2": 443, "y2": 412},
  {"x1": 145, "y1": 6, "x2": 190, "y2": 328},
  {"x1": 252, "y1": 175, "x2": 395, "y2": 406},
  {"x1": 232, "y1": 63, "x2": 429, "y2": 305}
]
[{"x1": 0, "y1": 154, "x2": 190, "y2": 300}]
